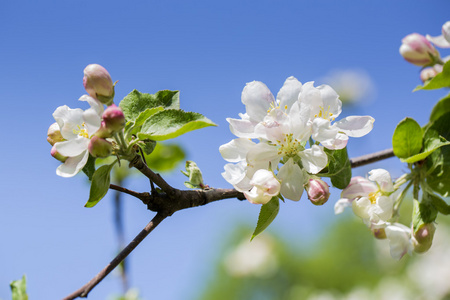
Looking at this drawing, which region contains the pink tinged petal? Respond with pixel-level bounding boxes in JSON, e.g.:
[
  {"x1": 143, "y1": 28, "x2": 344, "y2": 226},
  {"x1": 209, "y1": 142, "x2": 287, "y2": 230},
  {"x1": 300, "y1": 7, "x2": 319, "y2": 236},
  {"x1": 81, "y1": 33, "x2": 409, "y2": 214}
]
[
  {"x1": 277, "y1": 158, "x2": 305, "y2": 201},
  {"x1": 317, "y1": 84, "x2": 342, "y2": 117},
  {"x1": 299, "y1": 145, "x2": 327, "y2": 174},
  {"x1": 227, "y1": 117, "x2": 258, "y2": 139},
  {"x1": 276, "y1": 76, "x2": 302, "y2": 112},
  {"x1": 54, "y1": 137, "x2": 90, "y2": 157},
  {"x1": 352, "y1": 197, "x2": 371, "y2": 219},
  {"x1": 385, "y1": 223, "x2": 412, "y2": 260},
  {"x1": 220, "y1": 138, "x2": 256, "y2": 162},
  {"x1": 341, "y1": 176, "x2": 377, "y2": 200},
  {"x1": 335, "y1": 116, "x2": 375, "y2": 137},
  {"x1": 53, "y1": 106, "x2": 84, "y2": 140},
  {"x1": 79, "y1": 94, "x2": 104, "y2": 115},
  {"x1": 241, "y1": 81, "x2": 275, "y2": 122},
  {"x1": 334, "y1": 198, "x2": 352, "y2": 214},
  {"x1": 249, "y1": 169, "x2": 280, "y2": 197},
  {"x1": 56, "y1": 150, "x2": 89, "y2": 178},
  {"x1": 368, "y1": 169, "x2": 394, "y2": 193}
]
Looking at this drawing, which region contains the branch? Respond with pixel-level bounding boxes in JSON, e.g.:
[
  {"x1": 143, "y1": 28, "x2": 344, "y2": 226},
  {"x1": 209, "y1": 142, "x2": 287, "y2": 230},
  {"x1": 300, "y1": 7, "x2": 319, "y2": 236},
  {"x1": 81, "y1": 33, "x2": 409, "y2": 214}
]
[
  {"x1": 63, "y1": 213, "x2": 167, "y2": 300},
  {"x1": 350, "y1": 148, "x2": 394, "y2": 168}
]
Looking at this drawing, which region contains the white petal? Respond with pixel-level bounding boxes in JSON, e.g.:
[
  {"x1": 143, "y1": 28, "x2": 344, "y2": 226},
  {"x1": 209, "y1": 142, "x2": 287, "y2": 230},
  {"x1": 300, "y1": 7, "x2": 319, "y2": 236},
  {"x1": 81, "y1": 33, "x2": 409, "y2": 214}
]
[
  {"x1": 368, "y1": 169, "x2": 394, "y2": 193},
  {"x1": 318, "y1": 84, "x2": 342, "y2": 117},
  {"x1": 276, "y1": 76, "x2": 302, "y2": 112},
  {"x1": 53, "y1": 105, "x2": 84, "y2": 140},
  {"x1": 83, "y1": 108, "x2": 102, "y2": 136},
  {"x1": 79, "y1": 94, "x2": 104, "y2": 115},
  {"x1": 335, "y1": 116, "x2": 375, "y2": 137},
  {"x1": 246, "y1": 143, "x2": 281, "y2": 167},
  {"x1": 227, "y1": 117, "x2": 258, "y2": 139},
  {"x1": 56, "y1": 150, "x2": 89, "y2": 177},
  {"x1": 55, "y1": 137, "x2": 90, "y2": 157},
  {"x1": 334, "y1": 198, "x2": 352, "y2": 214},
  {"x1": 374, "y1": 195, "x2": 394, "y2": 221},
  {"x1": 277, "y1": 158, "x2": 305, "y2": 201},
  {"x1": 352, "y1": 197, "x2": 371, "y2": 220},
  {"x1": 341, "y1": 176, "x2": 377, "y2": 200},
  {"x1": 298, "y1": 81, "x2": 322, "y2": 118},
  {"x1": 299, "y1": 145, "x2": 327, "y2": 174},
  {"x1": 385, "y1": 223, "x2": 412, "y2": 260},
  {"x1": 241, "y1": 81, "x2": 275, "y2": 122},
  {"x1": 222, "y1": 162, "x2": 247, "y2": 185},
  {"x1": 426, "y1": 34, "x2": 450, "y2": 48},
  {"x1": 312, "y1": 118, "x2": 337, "y2": 143},
  {"x1": 320, "y1": 132, "x2": 348, "y2": 150},
  {"x1": 219, "y1": 138, "x2": 256, "y2": 162}
]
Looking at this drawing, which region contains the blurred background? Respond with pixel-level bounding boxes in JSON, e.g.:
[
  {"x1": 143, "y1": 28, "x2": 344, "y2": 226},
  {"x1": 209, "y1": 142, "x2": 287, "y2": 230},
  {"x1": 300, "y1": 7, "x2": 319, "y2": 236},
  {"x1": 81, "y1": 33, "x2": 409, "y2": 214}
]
[{"x1": 1, "y1": 1, "x2": 450, "y2": 299}]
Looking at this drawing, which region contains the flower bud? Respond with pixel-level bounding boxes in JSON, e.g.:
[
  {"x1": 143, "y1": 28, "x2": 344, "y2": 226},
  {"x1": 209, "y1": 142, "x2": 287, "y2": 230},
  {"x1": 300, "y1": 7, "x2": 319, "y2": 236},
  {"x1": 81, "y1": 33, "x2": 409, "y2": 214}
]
[
  {"x1": 103, "y1": 104, "x2": 125, "y2": 133},
  {"x1": 399, "y1": 33, "x2": 439, "y2": 66},
  {"x1": 47, "y1": 122, "x2": 65, "y2": 146},
  {"x1": 88, "y1": 136, "x2": 112, "y2": 158},
  {"x1": 420, "y1": 67, "x2": 439, "y2": 83},
  {"x1": 413, "y1": 223, "x2": 436, "y2": 253},
  {"x1": 94, "y1": 121, "x2": 113, "y2": 139},
  {"x1": 306, "y1": 179, "x2": 330, "y2": 206},
  {"x1": 83, "y1": 64, "x2": 115, "y2": 105},
  {"x1": 51, "y1": 145, "x2": 67, "y2": 162},
  {"x1": 244, "y1": 169, "x2": 280, "y2": 205}
]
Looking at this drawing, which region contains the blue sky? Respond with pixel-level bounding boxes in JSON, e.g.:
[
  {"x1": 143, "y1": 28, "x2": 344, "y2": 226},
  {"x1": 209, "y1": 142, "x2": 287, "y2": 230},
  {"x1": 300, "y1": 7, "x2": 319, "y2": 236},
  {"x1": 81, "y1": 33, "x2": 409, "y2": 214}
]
[{"x1": 1, "y1": 1, "x2": 449, "y2": 299}]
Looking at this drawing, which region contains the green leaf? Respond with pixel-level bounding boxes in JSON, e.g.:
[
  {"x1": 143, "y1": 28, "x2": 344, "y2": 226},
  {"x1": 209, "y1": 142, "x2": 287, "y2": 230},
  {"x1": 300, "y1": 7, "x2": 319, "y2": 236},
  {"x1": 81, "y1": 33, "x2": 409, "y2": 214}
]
[
  {"x1": 412, "y1": 197, "x2": 438, "y2": 233},
  {"x1": 10, "y1": 275, "x2": 28, "y2": 300},
  {"x1": 401, "y1": 125, "x2": 450, "y2": 163},
  {"x1": 428, "y1": 193, "x2": 450, "y2": 215},
  {"x1": 140, "y1": 139, "x2": 157, "y2": 155},
  {"x1": 414, "y1": 60, "x2": 450, "y2": 91},
  {"x1": 429, "y1": 93, "x2": 450, "y2": 122},
  {"x1": 85, "y1": 161, "x2": 116, "y2": 207},
  {"x1": 392, "y1": 117, "x2": 423, "y2": 159},
  {"x1": 322, "y1": 148, "x2": 352, "y2": 189},
  {"x1": 251, "y1": 197, "x2": 280, "y2": 240},
  {"x1": 138, "y1": 109, "x2": 217, "y2": 141},
  {"x1": 82, "y1": 154, "x2": 96, "y2": 181},
  {"x1": 145, "y1": 142, "x2": 185, "y2": 172},
  {"x1": 425, "y1": 112, "x2": 450, "y2": 197},
  {"x1": 119, "y1": 89, "x2": 180, "y2": 122}
]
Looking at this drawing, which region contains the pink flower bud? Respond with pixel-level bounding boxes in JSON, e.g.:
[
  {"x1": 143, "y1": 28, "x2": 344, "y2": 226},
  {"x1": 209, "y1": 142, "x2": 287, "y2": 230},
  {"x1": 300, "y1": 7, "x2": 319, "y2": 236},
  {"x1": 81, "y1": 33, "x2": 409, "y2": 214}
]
[
  {"x1": 306, "y1": 179, "x2": 330, "y2": 206},
  {"x1": 413, "y1": 223, "x2": 435, "y2": 253},
  {"x1": 51, "y1": 145, "x2": 67, "y2": 162},
  {"x1": 399, "y1": 33, "x2": 439, "y2": 66},
  {"x1": 103, "y1": 104, "x2": 125, "y2": 132},
  {"x1": 88, "y1": 136, "x2": 112, "y2": 158},
  {"x1": 94, "y1": 121, "x2": 113, "y2": 139},
  {"x1": 83, "y1": 64, "x2": 115, "y2": 105},
  {"x1": 47, "y1": 122, "x2": 65, "y2": 146},
  {"x1": 420, "y1": 67, "x2": 439, "y2": 83}
]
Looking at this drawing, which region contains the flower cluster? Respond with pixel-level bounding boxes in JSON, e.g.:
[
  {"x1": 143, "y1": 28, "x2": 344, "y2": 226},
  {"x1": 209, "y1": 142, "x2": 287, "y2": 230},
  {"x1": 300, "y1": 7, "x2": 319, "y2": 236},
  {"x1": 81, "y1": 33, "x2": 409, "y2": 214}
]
[
  {"x1": 47, "y1": 64, "x2": 125, "y2": 177},
  {"x1": 399, "y1": 21, "x2": 450, "y2": 82},
  {"x1": 220, "y1": 77, "x2": 374, "y2": 204},
  {"x1": 335, "y1": 169, "x2": 435, "y2": 260}
]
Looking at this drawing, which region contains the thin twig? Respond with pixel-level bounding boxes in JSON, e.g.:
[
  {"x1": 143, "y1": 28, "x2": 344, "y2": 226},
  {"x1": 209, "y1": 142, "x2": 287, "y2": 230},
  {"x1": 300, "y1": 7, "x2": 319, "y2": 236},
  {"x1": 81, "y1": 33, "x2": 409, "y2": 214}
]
[
  {"x1": 63, "y1": 213, "x2": 167, "y2": 300},
  {"x1": 110, "y1": 184, "x2": 149, "y2": 204},
  {"x1": 350, "y1": 148, "x2": 395, "y2": 168}
]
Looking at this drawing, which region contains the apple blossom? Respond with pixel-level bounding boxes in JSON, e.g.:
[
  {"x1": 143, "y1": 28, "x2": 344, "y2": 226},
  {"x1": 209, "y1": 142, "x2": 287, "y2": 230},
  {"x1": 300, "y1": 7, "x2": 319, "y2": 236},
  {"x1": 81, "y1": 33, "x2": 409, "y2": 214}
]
[
  {"x1": 298, "y1": 81, "x2": 374, "y2": 150},
  {"x1": 385, "y1": 223, "x2": 414, "y2": 260},
  {"x1": 426, "y1": 21, "x2": 450, "y2": 49},
  {"x1": 306, "y1": 178, "x2": 330, "y2": 206},
  {"x1": 244, "y1": 169, "x2": 281, "y2": 205},
  {"x1": 52, "y1": 95, "x2": 103, "y2": 177},
  {"x1": 83, "y1": 64, "x2": 115, "y2": 105},
  {"x1": 335, "y1": 169, "x2": 395, "y2": 229},
  {"x1": 399, "y1": 33, "x2": 440, "y2": 66}
]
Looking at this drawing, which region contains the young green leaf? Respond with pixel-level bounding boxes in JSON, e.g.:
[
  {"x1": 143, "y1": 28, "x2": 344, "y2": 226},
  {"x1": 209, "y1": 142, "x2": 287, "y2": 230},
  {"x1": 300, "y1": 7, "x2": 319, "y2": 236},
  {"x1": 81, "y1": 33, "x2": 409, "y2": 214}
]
[
  {"x1": 119, "y1": 89, "x2": 180, "y2": 122},
  {"x1": 429, "y1": 93, "x2": 450, "y2": 122},
  {"x1": 412, "y1": 197, "x2": 438, "y2": 233},
  {"x1": 82, "y1": 154, "x2": 96, "y2": 181},
  {"x1": 392, "y1": 117, "x2": 423, "y2": 159},
  {"x1": 85, "y1": 161, "x2": 117, "y2": 207},
  {"x1": 140, "y1": 139, "x2": 157, "y2": 155},
  {"x1": 145, "y1": 143, "x2": 186, "y2": 172},
  {"x1": 10, "y1": 275, "x2": 28, "y2": 300},
  {"x1": 138, "y1": 109, "x2": 217, "y2": 141},
  {"x1": 427, "y1": 193, "x2": 450, "y2": 215},
  {"x1": 251, "y1": 197, "x2": 280, "y2": 240},
  {"x1": 401, "y1": 125, "x2": 450, "y2": 163},
  {"x1": 414, "y1": 60, "x2": 450, "y2": 91},
  {"x1": 322, "y1": 148, "x2": 352, "y2": 189}
]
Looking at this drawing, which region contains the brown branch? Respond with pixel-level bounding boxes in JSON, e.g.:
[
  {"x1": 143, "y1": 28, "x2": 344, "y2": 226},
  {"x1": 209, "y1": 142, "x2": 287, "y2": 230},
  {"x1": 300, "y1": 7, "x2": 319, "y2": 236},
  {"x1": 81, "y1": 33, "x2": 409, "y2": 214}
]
[
  {"x1": 350, "y1": 148, "x2": 395, "y2": 168},
  {"x1": 109, "y1": 183, "x2": 149, "y2": 204},
  {"x1": 63, "y1": 213, "x2": 167, "y2": 300}
]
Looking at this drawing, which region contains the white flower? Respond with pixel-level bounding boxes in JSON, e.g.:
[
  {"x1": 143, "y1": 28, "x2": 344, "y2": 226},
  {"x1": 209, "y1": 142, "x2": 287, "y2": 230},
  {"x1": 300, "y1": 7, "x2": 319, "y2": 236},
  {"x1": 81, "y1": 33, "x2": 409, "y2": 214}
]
[
  {"x1": 426, "y1": 21, "x2": 450, "y2": 49},
  {"x1": 336, "y1": 169, "x2": 395, "y2": 228},
  {"x1": 244, "y1": 169, "x2": 281, "y2": 204},
  {"x1": 298, "y1": 81, "x2": 375, "y2": 150},
  {"x1": 52, "y1": 95, "x2": 103, "y2": 177},
  {"x1": 385, "y1": 223, "x2": 414, "y2": 260}
]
